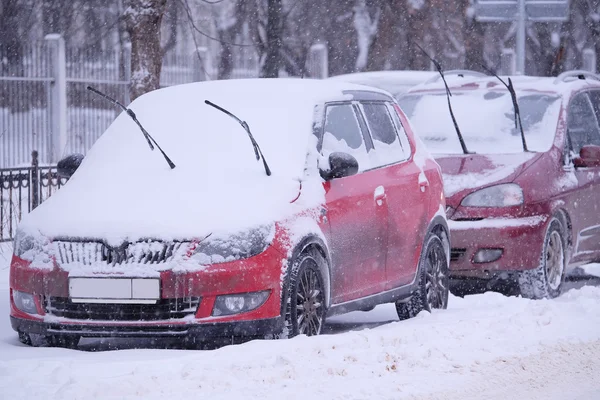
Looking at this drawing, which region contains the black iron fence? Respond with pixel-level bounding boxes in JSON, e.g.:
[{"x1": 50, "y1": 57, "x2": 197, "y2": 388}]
[{"x1": 0, "y1": 151, "x2": 67, "y2": 242}]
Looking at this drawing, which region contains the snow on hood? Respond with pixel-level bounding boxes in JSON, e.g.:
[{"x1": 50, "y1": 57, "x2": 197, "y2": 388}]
[
  {"x1": 20, "y1": 79, "x2": 369, "y2": 244},
  {"x1": 435, "y1": 152, "x2": 542, "y2": 203}
]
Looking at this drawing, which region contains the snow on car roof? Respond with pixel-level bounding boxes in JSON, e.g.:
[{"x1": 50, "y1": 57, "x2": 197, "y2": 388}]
[
  {"x1": 330, "y1": 70, "x2": 437, "y2": 96},
  {"x1": 409, "y1": 73, "x2": 600, "y2": 97},
  {"x1": 21, "y1": 79, "x2": 387, "y2": 244}
]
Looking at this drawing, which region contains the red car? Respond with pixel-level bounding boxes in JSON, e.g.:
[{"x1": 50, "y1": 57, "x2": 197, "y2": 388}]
[
  {"x1": 10, "y1": 79, "x2": 448, "y2": 347},
  {"x1": 399, "y1": 70, "x2": 600, "y2": 299}
]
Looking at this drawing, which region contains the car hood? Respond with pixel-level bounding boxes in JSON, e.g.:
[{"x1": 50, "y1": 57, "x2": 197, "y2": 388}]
[
  {"x1": 19, "y1": 173, "x2": 315, "y2": 246},
  {"x1": 434, "y1": 152, "x2": 543, "y2": 208}
]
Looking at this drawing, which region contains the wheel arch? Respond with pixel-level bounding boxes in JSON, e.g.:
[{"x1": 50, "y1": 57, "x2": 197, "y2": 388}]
[
  {"x1": 427, "y1": 214, "x2": 450, "y2": 264},
  {"x1": 552, "y1": 208, "x2": 573, "y2": 259},
  {"x1": 283, "y1": 234, "x2": 332, "y2": 310}
]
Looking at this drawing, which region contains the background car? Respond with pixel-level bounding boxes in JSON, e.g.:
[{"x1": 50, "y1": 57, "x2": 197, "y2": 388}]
[
  {"x1": 9, "y1": 79, "x2": 449, "y2": 347},
  {"x1": 398, "y1": 70, "x2": 600, "y2": 299},
  {"x1": 328, "y1": 70, "x2": 437, "y2": 100}
]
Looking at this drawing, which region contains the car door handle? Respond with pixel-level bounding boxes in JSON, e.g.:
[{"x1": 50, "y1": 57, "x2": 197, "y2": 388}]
[
  {"x1": 418, "y1": 173, "x2": 429, "y2": 192},
  {"x1": 374, "y1": 185, "x2": 386, "y2": 205}
]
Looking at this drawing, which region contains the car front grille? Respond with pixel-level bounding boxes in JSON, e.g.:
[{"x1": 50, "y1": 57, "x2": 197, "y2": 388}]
[
  {"x1": 450, "y1": 248, "x2": 467, "y2": 262},
  {"x1": 52, "y1": 240, "x2": 188, "y2": 266},
  {"x1": 44, "y1": 297, "x2": 201, "y2": 321}
]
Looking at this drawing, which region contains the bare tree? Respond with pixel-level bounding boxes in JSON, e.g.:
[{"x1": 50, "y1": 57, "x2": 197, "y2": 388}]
[{"x1": 123, "y1": 0, "x2": 168, "y2": 101}]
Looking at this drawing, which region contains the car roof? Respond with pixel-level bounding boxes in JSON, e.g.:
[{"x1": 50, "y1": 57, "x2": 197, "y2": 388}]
[
  {"x1": 329, "y1": 70, "x2": 438, "y2": 95},
  {"x1": 407, "y1": 70, "x2": 600, "y2": 98},
  {"x1": 178, "y1": 78, "x2": 395, "y2": 104}
]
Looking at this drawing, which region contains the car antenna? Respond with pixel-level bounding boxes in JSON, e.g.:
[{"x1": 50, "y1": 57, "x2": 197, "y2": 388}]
[
  {"x1": 86, "y1": 86, "x2": 176, "y2": 169},
  {"x1": 204, "y1": 100, "x2": 272, "y2": 176},
  {"x1": 480, "y1": 65, "x2": 528, "y2": 152},
  {"x1": 414, "y1": 42, "x2": 470, "y2": 154}
]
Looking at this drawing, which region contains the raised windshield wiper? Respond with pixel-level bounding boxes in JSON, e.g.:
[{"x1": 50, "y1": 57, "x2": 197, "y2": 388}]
[
  {"x1": 86, "y1": 86, "x2": 176, "y2": 169},
  {"x1": 480, "y1": 65, "x2": 528, "y2": 152},
  {"x1": 414, "y1": 43, "x2": 470, "y2": 154},
  {"x1": 204, "y1": 100, "x2": 272, "y2": 176}
]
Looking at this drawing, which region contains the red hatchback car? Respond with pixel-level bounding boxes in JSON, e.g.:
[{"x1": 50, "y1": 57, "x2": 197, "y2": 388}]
[
  {"x1": 399, "y1": 70, "x2": 600, "y2": 299},
  {"x1": 10, "y1": 79, "x2": 448, "y2": 347}
]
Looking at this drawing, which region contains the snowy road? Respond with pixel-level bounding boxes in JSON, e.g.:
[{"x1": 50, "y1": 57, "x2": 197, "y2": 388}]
[{"x1": 1, "y1": 243, "x2": 600, "y2": 399}]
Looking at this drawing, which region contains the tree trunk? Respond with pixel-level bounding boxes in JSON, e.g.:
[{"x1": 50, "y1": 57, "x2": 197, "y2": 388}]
[
  {"x1": 366, "y1": 1, "x2": 397, "y2": 71},
  {"x1": 406, "y1": 0, "x2": 430, "y2": 70},
  {"x1": 261, "y1": 0, "x2": 283, "y2": 78},
  {"x1": 463, "y1": 1, "x2": 485, "y2": 71},
  {"x1": 123, "y1": 0, "x2": 168, "y2": 101}
]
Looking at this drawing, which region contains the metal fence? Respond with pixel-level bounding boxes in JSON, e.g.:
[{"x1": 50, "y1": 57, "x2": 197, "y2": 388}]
[
  {"x1": 0, "y1": 151, "x2": 66, "y2": 242},
  {"x1": 1, "y1": 35, "x2": 329, "y2": 168},
  {"x1": 0, "y1": 35, "x2": 248, "y2": 168}
]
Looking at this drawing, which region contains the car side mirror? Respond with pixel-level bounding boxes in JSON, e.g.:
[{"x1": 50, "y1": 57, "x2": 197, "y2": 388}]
[
  {"x1": 320, "y1": 152, "x2": 359, "y2": 181},
  {"x1": 57, "y1": 153, "x2": 84, "y2": 178},
  {"x1": 573, "y1": 145, "x2": 600, "y2": 168}
]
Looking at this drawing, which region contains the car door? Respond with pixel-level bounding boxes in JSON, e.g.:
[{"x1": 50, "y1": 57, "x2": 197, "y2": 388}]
[
  {"x1": 320, "y1": 102, "x2": 388, "y2": 303},
  {"x1": 358, "y1": 101, "x2": 430, "y2": 288},
  {"x1": 566, "y1": 91, "x2": 600, "y2": 262}
]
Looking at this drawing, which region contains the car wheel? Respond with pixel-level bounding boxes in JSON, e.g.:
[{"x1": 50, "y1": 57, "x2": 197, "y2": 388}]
[
  {"x1": 396, "y1": 234, "x2": 449, "y2": 320},
  {"x1": 17, "y1": 331, "x2": 33, "y2": 346},
  {"x1": 282, "y1": 248, "x2": 326, "y2": 338},
  {"x1": 518, "y1": 218, "x2": 566, "y2": 299},
  {"x1": 396, "y1": 233, "x2": 449, "y2": 320}
]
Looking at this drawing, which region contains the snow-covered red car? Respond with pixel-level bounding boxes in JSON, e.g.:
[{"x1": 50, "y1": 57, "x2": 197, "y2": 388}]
[
  {"x1": 10, "y1": 79, "x2": 448, "y2": 347},
  {"x1": 399, "y1": 70, "x2": 600, "y2": 299}
]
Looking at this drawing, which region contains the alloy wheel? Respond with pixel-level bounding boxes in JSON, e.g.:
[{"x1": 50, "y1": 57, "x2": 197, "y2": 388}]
[
  {"x1": 545, "y1": 230, "x2": 564, "y2": 291},
  {"x1": 295, "y1": 263, "x2": 324, "y2": 336},
  {"x1": 425, "y1": 240, "x2": 449, "y2": 310}
]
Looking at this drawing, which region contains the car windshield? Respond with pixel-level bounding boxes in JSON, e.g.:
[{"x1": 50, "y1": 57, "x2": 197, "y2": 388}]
[{"x1": 398, "y1": 90, "x2": 562, "y2": 154}]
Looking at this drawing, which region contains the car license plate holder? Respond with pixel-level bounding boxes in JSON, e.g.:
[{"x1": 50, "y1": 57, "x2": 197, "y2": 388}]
[{"x1": 69, "y1": 277, "x2": 160, "y2": 304}]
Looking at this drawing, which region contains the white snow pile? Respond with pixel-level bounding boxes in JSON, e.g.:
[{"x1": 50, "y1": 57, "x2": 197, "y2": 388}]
[{"x1": 1, "y1": 244, "x2": 599, "y2": 399}]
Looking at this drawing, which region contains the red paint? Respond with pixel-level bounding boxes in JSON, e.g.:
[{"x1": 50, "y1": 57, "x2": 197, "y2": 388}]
[{"x1": 430, "y1": 86, "x2": 600, "y2": 274}]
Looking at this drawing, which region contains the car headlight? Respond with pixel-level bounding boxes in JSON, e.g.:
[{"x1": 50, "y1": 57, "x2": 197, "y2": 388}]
[
  {"x1": 13, "y1": 228, "x2": 42, "y2": 260},
  {"x1": 461, "y1": 183, "x2": 524, "y2": 207},
  {"x1": 192, "y1": 224, "x2": 275, "y2": 264},
  {"x1": 212, "y1": 291, "x2": 271, "y2": 316},
  {"x1": 12, "y1": 290, "x2": 38, "y2": 314}
]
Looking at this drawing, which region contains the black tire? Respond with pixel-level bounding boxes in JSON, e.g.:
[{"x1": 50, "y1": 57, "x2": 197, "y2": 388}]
[
  {"x1": 396, "y1": 233, "x2": 449, "y2": 320},
  {"x1": 281, "y1": 247, "x2": 327, "y2": 338},
  {"x1": 518, "y1": 218, "x2": 566, "y2": 299},
  {"x1": 18, "y1": 331, "x2": 33, "y2": 346},
  {"x1": 16, "y1": 332, "x2": 78, "y2": 348}
]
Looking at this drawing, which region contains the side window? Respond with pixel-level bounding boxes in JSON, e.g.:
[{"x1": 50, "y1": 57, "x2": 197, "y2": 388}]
[
  {"x1": 568, "y1": 93, "x2": 600, "y2": 154},
  {"x1": 322, "y1": 103, "x2": 370, "y2": 171},
  {"x1": 387, "y1": 103, "x2": 412, "y2": 160},
  {"x1": 360, "y1": 102, "x2": 404, "y2": 167}
]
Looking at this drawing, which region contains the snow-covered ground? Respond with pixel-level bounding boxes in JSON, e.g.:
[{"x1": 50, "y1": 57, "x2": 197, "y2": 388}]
[{"x1": 1, "y1": 242, "x2": 599, "y2": 399}]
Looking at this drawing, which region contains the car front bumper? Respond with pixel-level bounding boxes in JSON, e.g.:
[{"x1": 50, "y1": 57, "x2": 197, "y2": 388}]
[
  {"x1": 9, "y1": 243, "x2": 287, "y2": 339},
  {"x1": 10, "y1": 315, "x2": 283, "y2": 339},
  {"x1": 448, "y1": 215, "x2": 549, "y2": 278}
]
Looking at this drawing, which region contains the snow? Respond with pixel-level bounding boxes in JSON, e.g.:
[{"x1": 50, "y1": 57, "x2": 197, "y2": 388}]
[
  {"x1": 17, "y1": 79, "x2": 384, "y2": 246},
  {"x1": 398, "y1": 89, "x2": 562, "y2": 155},
  {"x1": 2, "y1": 243, "x2": 600, "y2": 399},
  {"x1": 329, "y1": 70, "x2": 437, "y2": 97},
  {"x1": 448, "y1": 215, "x2": 547, "y2": 230}
]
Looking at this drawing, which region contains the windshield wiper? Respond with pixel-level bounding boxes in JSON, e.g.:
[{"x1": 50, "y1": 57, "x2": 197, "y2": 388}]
[
  {"x1": 204, "y1": 100, "x2": 271, "y2": 176},
  {"x1": 414, "y1": 43, "x2": 470, "y2": 154},
  {"x1": 86, "y1": 86, "x2": 176, "y2": 169},
  {"x1": 480, "y1": 66, "x2": 528, "y2": 152}
]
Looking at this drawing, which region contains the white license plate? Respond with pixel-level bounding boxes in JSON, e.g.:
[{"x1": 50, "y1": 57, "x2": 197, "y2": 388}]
[{"x1": 69, "y1": 278, "x2": 160, "y2": 304}]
